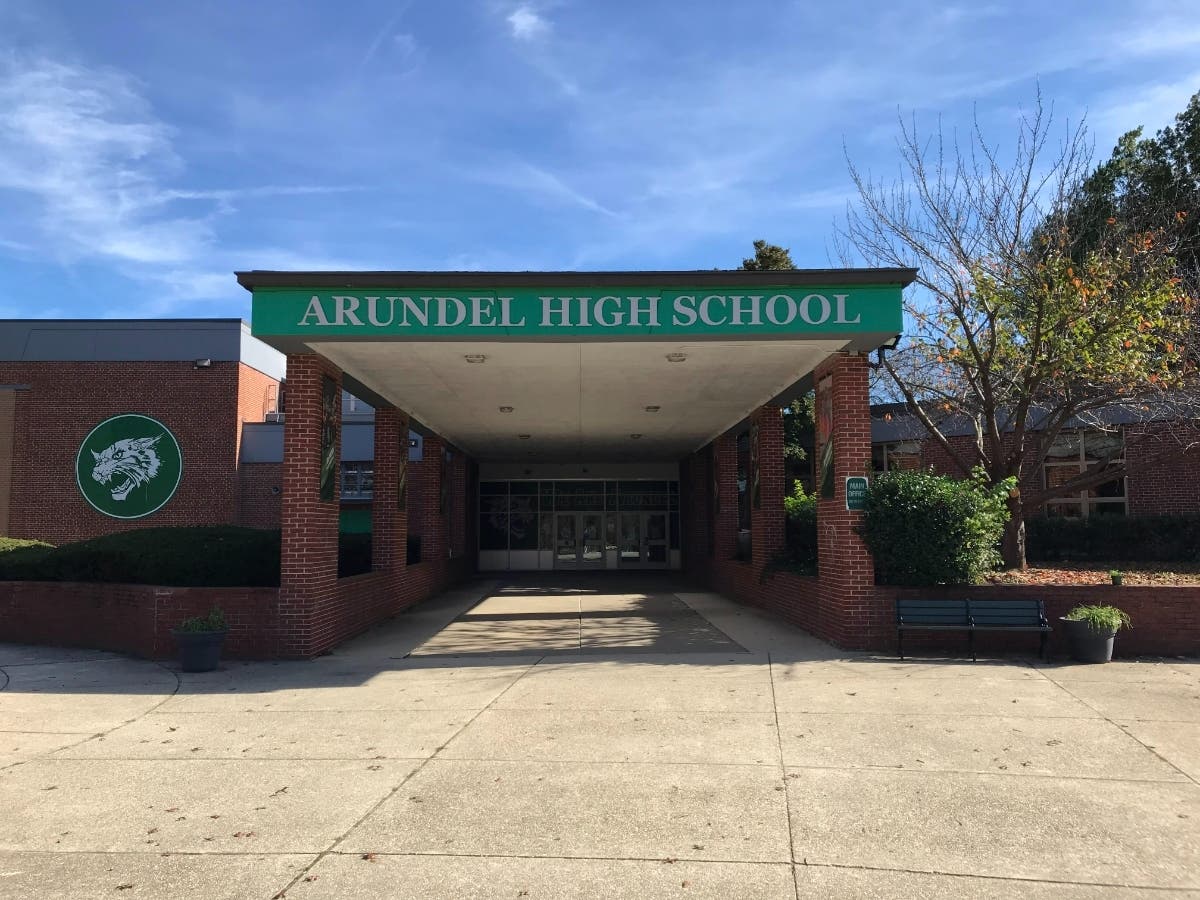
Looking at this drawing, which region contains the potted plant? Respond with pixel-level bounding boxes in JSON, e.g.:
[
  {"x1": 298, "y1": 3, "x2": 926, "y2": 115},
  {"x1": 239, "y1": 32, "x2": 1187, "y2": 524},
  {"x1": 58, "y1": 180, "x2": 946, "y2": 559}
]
[
  {"x1": 172, "y1": 608, "x2": 228, "y2": 672},
  {"x1": 1109, "y1": 569, "x2": 1124, "y2": 586},
  {"x1": 1060, "y1": 604, "x2": 1131, "y2": 664}
]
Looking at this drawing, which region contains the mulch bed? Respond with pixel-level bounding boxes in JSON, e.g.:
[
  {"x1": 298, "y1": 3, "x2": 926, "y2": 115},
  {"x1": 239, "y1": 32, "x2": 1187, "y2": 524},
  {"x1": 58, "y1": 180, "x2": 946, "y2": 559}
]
[{"x1": 986, "y1": 563, "x2": 1200, "y2": 587}]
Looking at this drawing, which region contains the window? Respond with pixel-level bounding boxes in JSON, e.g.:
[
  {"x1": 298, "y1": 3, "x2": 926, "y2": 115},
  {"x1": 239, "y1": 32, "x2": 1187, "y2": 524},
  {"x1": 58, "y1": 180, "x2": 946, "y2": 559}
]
[
  {"x1": 341, "y1": 462, "x2": 374, "y2": 500},
  {"x1": 872, "y1": 441, "x2": 923, "y2": 472},
  {"x1": 1043, "y1": 430, "x2": 1126, "y2": 518}
]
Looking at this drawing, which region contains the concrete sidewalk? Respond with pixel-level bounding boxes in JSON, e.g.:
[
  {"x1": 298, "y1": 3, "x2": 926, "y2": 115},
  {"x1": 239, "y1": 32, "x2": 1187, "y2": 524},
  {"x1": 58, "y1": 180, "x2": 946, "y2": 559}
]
[{"x1": 1, "y1": 578, "x2": 1198, "y2": 899}]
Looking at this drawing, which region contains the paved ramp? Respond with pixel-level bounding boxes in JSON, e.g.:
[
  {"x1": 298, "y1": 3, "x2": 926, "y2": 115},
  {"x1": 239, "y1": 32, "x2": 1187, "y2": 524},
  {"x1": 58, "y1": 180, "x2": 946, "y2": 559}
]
[{"x1": 409, "y1": 574, "x2": 746, "y2": 656}]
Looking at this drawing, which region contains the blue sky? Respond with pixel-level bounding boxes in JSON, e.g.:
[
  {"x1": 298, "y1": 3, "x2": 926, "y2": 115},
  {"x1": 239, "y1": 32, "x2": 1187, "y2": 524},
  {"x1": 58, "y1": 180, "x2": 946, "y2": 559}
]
[{"x1": 1, "y1": 0, "x2": 1198, "y2": 320}]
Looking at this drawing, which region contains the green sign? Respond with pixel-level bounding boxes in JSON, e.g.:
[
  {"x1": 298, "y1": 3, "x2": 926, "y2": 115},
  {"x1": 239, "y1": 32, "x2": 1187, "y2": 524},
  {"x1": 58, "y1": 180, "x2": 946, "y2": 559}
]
[
  {"x1": 76, "y1": 415, "x2": 183, "y2": 519},
  {"x1": 846, "y1": 476, "x2": 869, "y2": 511},
  {"x1": 251, "y1": 285, "x2": 902, "y2": 339}
]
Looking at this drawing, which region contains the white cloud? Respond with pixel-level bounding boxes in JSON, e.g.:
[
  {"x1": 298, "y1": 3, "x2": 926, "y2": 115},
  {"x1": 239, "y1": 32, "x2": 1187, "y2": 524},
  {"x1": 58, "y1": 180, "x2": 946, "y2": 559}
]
[
  {"x1": 0, "y1": 57, "x2": 215, "y2": 266},
  {"x1": 507, "y1": 6, "x2": 549, "y2": 41},
  {"x1": 0, "y1": 53, "x2": 367, "y2": 305},
  {"x1": 467, "y1": 161, "x2": 617, "y2": 218}
]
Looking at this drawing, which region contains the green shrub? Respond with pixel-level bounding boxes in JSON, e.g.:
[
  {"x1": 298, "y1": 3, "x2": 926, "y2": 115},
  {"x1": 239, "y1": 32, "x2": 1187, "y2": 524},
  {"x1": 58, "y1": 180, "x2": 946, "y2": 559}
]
[
  {"x1": 859, "y1": 468, "x2": 1014, "y2": 586},
  {"x1": 776, "y1": 482, "x2": 818, "y2": 574},
  {"x1": 1027, "y1": 514, "x2": 1200, "y2": 563},
  {"x1": 0, "y1": 537, "x2": 54, "y2": 553},
  {"x1": 0, "y1": 527, "x2": 377, "y2": 586},
  {"x1": 175, "y1": 607, "x2": 228, "y2": 633},
  {"x1": 1064, "y1": 604, "x2": 1131, "y2": 631},
  {"x1": 0, "y1": 538, "x2": 57, "y2": 579}
]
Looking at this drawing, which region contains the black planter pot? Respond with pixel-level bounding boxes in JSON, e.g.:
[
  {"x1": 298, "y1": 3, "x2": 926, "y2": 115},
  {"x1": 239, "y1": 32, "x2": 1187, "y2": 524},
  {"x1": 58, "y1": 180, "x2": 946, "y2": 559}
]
[
  {"x1": 173, "y1": 630, "x2": 228, "y2": 672},
  {"x1": 1060, "y1": 618, "x2": 1117, "y2": 664}
]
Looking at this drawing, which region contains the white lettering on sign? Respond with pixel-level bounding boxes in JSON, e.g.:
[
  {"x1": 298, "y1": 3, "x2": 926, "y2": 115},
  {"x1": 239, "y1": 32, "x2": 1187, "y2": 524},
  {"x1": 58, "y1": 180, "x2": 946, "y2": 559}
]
[
  {"x1": 365, "y1": 296, "x2": 393, "y2": 326},
  {"x1": 834, "y1": 293, "x2": 860, "y2": 324},
  {"x1": 672, "y1": 296, "x2": 698, "y2": 326},
  {"x1": 497, "y1": 297, "x2": 525, "y2": 327},
  {"x1": 396, "y1": 296, "x2": 429, "y2": 327},
  {"x1": 765, "y1": 294, "x2": 796, "y2": 325},
  {"x1": 333, "y1": 295, "x2": 364, "y2": 326},
  {"x1": 299, "y1": 296, "x2": 332, "y2": 326},
  {"x1": 436, "y1": 296, "x2": 467, "y2": 327},
  {"x1": 596, "y1": 296, "x2": 624, "y2": 327},
  {"x1": 628, "y1": 296, "x2": 659, "y2": 327},
  {"x1": 292, "y1": 292, "x2": 865, "y2": 331},
  {"x1": 469, "y1": 296, "x2": 496, "y2": 327},
  {"x1": 540, "y1": 297, "x2": 571, "y2": 327}
]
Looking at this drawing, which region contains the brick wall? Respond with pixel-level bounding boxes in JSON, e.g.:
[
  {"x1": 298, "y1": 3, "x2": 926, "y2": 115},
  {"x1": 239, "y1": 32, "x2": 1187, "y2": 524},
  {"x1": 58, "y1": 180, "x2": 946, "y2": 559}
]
[
  {"x1": 684, "y1": 353, "x2": 881, "y2": 650},
  {"x1": 875, "y1": 585, "x2": 1200, "y2": 658},
  {"x1": 0, "y1": 361, "x2": 246, "y2": 544},
  {"x1": 892, "y1": 421, "x2": 1200, "y2": 518},
  {"x1": 0, "y1": 581, "x2": 282, "y2": 659},
  {"x1": 0, "y1": 388, "x2": 17, "y2": 534},
  {"x1": 237, "y1": 462, "x2": 282, "y2": 528},
  {"x1": 1126, "y1": 425, "x2": 1200, "y2": 516},
  {"x1": 234, "y1": 363, "x2": 280, "y2": 470}
]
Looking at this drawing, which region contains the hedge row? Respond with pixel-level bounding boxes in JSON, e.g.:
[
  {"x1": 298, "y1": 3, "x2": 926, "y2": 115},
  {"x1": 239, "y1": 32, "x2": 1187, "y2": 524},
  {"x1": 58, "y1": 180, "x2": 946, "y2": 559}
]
[
  {"x1": 0, "y1": 527, "x2": 377, "y2": 587},
  {"x1": 1026, "y1": 514, "x2": 1200, "y2": 563}
]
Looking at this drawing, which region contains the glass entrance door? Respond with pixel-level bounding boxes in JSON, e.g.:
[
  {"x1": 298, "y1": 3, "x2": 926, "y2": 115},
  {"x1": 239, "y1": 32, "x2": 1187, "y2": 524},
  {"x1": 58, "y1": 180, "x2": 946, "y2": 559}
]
[
  {"x1": 644, "y1": 512, "x2": 668, "y2": 565},
  {"x1": 554, "y1": 512, "x2": 605, "y2": 568},
  {"x1": 619, "y1": 511, "x2": 670, "y2": 567},
  {"x1": 554, "y1": 513, "x2": 577, "y2": 566}
]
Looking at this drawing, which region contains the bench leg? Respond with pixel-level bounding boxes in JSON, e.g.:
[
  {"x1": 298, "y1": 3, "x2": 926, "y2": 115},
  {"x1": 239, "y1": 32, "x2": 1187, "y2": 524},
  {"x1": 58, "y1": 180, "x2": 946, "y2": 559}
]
[
  {"x1": 897, "y1": 629, "x2": 905, "y2": 661},
  {"x1": 969, "y1": 629, "x2": 977, "y2": 663},
  {"x1": 1040, "y1": 631, "x2": 1048, "y2": 661}
]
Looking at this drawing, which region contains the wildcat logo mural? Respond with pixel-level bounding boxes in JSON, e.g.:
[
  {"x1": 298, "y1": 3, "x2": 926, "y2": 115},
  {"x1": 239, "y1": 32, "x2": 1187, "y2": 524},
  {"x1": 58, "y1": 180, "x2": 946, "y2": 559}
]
[
  {"x1": 91, "y1": 435, "x2": 163, "y2": 500},
  {"x1": 76, "y1": 415, "x2": 183, "y2": 519}
]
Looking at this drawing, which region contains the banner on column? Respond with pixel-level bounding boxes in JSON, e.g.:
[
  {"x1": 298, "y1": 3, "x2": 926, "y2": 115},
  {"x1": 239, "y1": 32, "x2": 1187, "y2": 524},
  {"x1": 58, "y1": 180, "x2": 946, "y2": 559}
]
[
  {"x1": 319, "y1": 375, "x2": 339, "y2": 502},
  {"x1": 750, "y1": 421, "x2": 761, "y2": 509},
  {"x1": 817, "y1": 375, "x2": 835, "y2": 499},
  {"x1": 398, "y1": 415, "x2": 410, "y2": 511}
]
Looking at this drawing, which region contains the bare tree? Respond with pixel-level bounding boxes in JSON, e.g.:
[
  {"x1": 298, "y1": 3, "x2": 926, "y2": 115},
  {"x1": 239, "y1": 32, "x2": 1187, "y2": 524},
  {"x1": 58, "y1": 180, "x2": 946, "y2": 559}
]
[{"x1": 838, "y1": 95, "x2": 1197, "y2": 569}]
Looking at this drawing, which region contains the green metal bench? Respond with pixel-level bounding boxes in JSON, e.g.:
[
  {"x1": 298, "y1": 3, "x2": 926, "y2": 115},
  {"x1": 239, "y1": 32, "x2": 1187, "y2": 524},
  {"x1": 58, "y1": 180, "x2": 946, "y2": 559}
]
[{"x1": 896, "y1": 597, "x2": 1051, "y2": 661}]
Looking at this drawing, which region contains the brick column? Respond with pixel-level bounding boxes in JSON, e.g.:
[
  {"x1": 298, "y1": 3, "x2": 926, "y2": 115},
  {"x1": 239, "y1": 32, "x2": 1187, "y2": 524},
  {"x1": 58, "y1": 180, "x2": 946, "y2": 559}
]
[
  {"x1": 814, "y1": 352, "x2": 875, "y2": 647},
  {"x1": 751, "y1": 404, "x2": 786, "y2": 568},
  {"x1": 371, "y1": 406, "x2": 409, "y2": 572},
  {"x1": 279, "y1": 354, "x2": 342, "y2": 658},
  {"x1": 714, "y1": 434, "x2": 739, "y2": 562},
  {"x1": 422, "y1": 435, "x2": 447, "y2": 563}
]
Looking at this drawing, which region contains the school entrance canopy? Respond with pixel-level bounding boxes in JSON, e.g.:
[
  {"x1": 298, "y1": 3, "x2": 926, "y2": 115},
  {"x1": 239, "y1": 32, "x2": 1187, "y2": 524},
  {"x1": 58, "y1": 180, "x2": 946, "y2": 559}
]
[
  {"x1": 240, "y1": 270, "x2": 911, "y2": 463},
  {"x1": 238, "y1": 268, "x2": 915, "y2": 658}
]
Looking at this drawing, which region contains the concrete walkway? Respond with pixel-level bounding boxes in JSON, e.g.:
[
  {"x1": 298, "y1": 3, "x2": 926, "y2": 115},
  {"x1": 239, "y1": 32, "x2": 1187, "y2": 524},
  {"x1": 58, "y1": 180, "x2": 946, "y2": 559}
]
[{"x1": 1, "y1": 578, "x2": 1198, "y2": 899}]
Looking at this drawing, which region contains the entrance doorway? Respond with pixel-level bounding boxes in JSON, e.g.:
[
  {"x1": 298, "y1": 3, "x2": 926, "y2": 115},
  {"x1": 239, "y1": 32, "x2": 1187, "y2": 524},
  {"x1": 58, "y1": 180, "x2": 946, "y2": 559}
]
[
  {"x1": 619, "y1": 511, "x2": 669, "y2": 567},
  {"x1": 554, "y1": 512, "x2": 605, "y2": 569}
]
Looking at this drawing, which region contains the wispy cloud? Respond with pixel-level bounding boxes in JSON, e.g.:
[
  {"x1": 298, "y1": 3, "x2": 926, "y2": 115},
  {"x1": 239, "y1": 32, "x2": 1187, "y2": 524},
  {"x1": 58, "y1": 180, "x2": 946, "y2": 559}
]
[
  {"x1": 0, "y1": 52, "x2": 371, "y2": 303},
  {"x1": 0, "y1": 55, "x2": 209, "y2": 265},
  {"x1": 468, "y1": 161, "x2": 618, "y2": 218},
  {"x1": 507, "y1": 5, "x2": 549, "y2": 41}
]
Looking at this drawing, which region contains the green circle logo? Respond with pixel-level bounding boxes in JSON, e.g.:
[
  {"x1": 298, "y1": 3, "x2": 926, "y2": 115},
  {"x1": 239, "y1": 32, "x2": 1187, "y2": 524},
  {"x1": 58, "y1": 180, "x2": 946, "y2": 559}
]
[{"x1": 75, "y1": 415, "x2": 183, "y2": 519}]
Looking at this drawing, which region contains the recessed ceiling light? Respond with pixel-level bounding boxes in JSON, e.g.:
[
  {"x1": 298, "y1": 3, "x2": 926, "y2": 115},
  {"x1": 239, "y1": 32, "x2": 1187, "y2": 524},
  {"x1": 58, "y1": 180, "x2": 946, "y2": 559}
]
[
  {"x1": 666, "y1": 352, "x2": 687, "y2": 363},
  {"x1": 518, "y1": 434, "x2": 531, "y2": 440},
  {"x1": 630, "y1": 433, "x2": 643, "y2": 439},
  {"x1": 499, "y1": 406, "x2": 514, "y2": 413},
  {"x1": 644, "y1": 405, "x2": 661, "y2": 412},
  {"x1": 464, "y1": 354, "x2": 487, "y2": 363}
]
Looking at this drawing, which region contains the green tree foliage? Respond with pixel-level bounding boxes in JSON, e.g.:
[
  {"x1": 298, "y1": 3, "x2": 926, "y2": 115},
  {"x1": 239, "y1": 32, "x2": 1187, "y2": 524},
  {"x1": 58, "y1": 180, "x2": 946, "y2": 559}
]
[
  {"x1": 741, "y1": 239, "x2": 796, "y2": 271},
  {"x1": 739, "y1": 242, "x2": 813, "y2": 486},
  {"x1": 859, "y1": 469, "x2": 1014, "y2": 586},
  {"x1": 839, "y1": 94, "x2": 1197, "y2": 569},
  {"x1": 1064, "y1": 92, "x2": 1199, "y2": 282}
]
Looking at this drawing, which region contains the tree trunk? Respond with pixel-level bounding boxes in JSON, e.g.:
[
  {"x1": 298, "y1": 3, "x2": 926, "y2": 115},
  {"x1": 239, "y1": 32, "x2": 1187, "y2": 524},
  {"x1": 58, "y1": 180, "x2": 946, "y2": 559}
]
[{"x1": 1001, "y1": 487, "x2": 1027, "y2": 570}]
